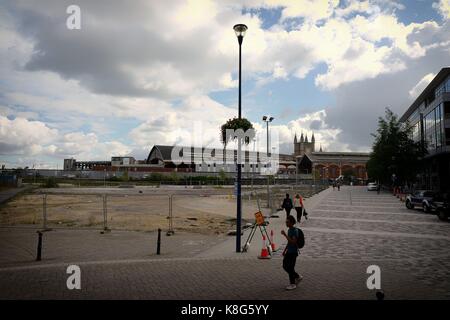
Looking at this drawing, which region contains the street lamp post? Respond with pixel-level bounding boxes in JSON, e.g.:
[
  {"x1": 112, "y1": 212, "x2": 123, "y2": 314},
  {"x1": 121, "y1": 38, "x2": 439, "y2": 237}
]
[
  {"x1": 262, "y1": 115, "x2": 274, "y2": 208},
  {"x1": 233, "y1": 23, "x2": 247, "y2": 253}
]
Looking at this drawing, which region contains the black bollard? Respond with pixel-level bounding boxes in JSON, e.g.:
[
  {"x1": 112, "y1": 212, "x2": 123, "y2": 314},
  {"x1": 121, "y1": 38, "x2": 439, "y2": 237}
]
[
  {"x1": 157, "y1": 228, "x2": 161, "y2": 255},
  {"x1": 376, "y1": 290, "x2": 385, "y2": 301},
  {"x1": 36, "y1": 231, "x2": 43, "y2": 261}
]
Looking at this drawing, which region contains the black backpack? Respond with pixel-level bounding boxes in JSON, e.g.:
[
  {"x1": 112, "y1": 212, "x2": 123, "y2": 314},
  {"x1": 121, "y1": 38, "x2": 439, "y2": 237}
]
[{"x1": 296, "y1": 228, "x2": 305, "y2": 249}]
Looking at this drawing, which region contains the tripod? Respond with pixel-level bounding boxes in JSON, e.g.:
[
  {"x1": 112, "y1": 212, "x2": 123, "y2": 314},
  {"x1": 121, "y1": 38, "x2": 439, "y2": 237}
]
[{"x1": 242, "y1": 195, "x2": 273, "y2": 253}]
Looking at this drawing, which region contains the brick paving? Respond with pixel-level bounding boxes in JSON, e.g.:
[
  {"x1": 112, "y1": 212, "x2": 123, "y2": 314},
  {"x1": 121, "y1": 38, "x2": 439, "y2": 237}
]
[{"x1": 0, "y1": 186, "x2": 449, "y2": 299}]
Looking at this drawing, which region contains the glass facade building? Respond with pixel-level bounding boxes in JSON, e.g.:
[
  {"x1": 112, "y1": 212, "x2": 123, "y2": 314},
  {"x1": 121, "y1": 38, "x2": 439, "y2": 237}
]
[{"x1": 400, "y1": 68, "x2": 450, "y2": 191}]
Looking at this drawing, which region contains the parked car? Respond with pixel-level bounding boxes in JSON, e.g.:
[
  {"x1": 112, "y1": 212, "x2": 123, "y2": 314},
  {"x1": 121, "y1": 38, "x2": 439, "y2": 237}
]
[
  {"x1": 405, "y1": 190, "x2": 436, "y2": 211},
  {"x1": 432, "y1": 193, "x2": 450, "y2": 221},
  {"x1": 367, "y1": 182, "x2": 378, "y2": 191}
]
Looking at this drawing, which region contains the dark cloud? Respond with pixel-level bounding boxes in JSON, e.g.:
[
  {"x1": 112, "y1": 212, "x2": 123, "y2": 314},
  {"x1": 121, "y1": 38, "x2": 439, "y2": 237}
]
[
  {"x1": 4, "y1": 0, "x2": 235, "y2": 98},
  {"x1": 326, "y1": 42, "x2": 450, "y2": 151}
]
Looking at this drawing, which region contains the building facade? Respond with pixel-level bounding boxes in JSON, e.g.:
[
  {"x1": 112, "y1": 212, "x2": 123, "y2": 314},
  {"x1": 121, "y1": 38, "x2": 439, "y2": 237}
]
[
  {"x1": 400, "y1": 67, "x2": 450, "y2": 191},
  {"x1": 293, "y1": 133, "x2": 369, "y2": 182}
]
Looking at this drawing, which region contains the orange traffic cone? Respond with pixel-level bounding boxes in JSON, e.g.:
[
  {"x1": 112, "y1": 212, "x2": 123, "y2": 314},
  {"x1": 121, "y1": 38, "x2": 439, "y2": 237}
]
[
  {"x1": 270, "y1": 229, "x2": 277, "y2": 251},
  {"x1": 258, "y1": 235, "x2": 271, "y2": 259}
]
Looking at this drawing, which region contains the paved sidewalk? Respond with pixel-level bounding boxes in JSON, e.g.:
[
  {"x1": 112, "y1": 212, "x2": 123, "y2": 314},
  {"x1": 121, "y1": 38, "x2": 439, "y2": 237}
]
[{"x1": 1, "y1": 186, "x2": 450, "y2": 299}]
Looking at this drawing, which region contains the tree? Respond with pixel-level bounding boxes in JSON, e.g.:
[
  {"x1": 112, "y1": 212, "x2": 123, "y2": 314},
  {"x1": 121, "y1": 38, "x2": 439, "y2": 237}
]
[
  {"x1": 367, "y1": 108, "x2": 426, "y2": 187},
  {"x1": 220, "y1": 118, "x2": 254, "y2": 146},
  {"x1": 218, "y1": 169, "x2": 227, "y2": 183}
]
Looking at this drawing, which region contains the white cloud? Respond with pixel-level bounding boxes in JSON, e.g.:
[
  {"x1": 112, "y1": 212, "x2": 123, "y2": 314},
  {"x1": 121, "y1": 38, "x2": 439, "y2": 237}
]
[
  {"x1": 219, "y1": 73, "x2": 238, "y2": 89},
  {"x1": 409, "y1": 73, "x2": 436, "y2": 99},
  {"x1": 0, "y1": 115, "x2": 131, "y2": 161},
  {"x1": 0, "y1": 0, "x2": 449, "y2": 167},
  {"x1": 276, "y1": 0, "x2": 340, "y2": 23},
  {"x1": 3, "y1": 0, "x2": 444, "y2": 97},
  {"x1": 129, "y1": 95, "x2": 236, "y2": 148},
  {"x1": 433, "y1": 0, "x2": 450, "y2": 19},
  {"x1": 0, "y1": 116, "x2": 58, "y2": 155}
]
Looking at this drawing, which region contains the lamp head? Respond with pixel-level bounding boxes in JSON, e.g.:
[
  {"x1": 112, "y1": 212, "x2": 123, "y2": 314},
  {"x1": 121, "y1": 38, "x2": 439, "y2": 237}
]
[
  {"x1": 233, "y1": 24, "x2": 248, "y2": 37},
  {"x1": 233, "y1": 24, "x2": 248, "y2": 45}
]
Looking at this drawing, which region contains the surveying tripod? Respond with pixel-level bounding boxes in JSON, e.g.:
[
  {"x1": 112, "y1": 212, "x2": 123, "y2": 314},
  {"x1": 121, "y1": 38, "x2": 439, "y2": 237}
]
[{"x1": 242, "y1": 194, "x2": 273, "y2": 253}]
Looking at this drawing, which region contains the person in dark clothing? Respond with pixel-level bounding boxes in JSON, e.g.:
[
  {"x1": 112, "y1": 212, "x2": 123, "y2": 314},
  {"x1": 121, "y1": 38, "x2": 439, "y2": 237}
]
[
  {"x1": 281, "y1": 193, "x2": 293, "y2": 218},
  {"x1": 281, "y1": 215, "x2": 302, "y2": 290},
  {"x1": 293, "y1": 194, "x2": 303, "y2": 223}
]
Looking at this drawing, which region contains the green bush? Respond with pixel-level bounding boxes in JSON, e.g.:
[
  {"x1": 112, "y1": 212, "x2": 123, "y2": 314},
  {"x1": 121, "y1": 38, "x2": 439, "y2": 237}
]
[
  {"x1": 148, "y1": 173, "x2": 164, "y2": 181},
  {"x1": 41, "y1": 177, "x2": 59, "y2": 188}
]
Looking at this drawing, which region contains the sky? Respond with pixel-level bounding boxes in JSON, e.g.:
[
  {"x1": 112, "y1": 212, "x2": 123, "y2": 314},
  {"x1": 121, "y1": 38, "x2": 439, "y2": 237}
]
[{"x1": 0, "y1": 0, "x2": 449, "y2": 169}]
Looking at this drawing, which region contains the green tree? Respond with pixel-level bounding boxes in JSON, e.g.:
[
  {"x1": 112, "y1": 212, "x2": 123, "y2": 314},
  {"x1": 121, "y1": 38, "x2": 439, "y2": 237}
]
[
  {"x1": 218, "y1": 169, "x2": 227, "y2": 183},
  {"x1": 367, "y1": 108, "x2": 426, "y2": 186},
  {"x1": 121, "y1": 170, "x2": 129, "y2": 182}
]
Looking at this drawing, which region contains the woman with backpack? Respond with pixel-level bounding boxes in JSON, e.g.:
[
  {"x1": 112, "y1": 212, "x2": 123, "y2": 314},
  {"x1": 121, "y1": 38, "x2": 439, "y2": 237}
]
[
  {"x1": 281, "y1": 215, "x2": 303, "y2": 290},
  {"x1": 281, "y1": 193, "x2": 293, "y2": 218}
]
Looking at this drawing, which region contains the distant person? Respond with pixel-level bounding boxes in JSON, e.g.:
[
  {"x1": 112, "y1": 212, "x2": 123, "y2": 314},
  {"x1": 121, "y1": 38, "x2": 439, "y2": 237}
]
[
  {"x1": 332, "y1": 181, "x2": 336, "y2": 190},
  {"x1": 293, "y1": 194, "x2": 303, "y2": 223},
  {"x1": 281, "y1": 215, "x2": 302, "y2": 290},
  {"x1": 282, "y1": 193, "x2": 293, "y2": 218},
  {"x1": 337, "y1": 181, "x2": 341, "y2": 191},
  {"x1": 377, "y1": 183, "x2": 381, "y2": 194}
]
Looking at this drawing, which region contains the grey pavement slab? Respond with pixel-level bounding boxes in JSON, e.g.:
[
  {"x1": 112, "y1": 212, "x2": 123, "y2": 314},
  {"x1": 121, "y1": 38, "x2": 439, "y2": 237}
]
[{"x1": 1, "y1": 185, "x2": 449, "y2": 299}]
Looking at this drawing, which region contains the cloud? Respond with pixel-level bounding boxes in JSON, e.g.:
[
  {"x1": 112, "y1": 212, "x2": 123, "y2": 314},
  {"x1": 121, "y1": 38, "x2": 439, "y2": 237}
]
[
  {"x1": 0, "y1": 115, "x2": 131, "y2": 161},
  {"x1": 1, "y1": 0, "x2": 449, "y2": 168},
  {"x1": 409, "y1": 73, "x2": 436, "y2": 98},
  {"x1": 269, "y1": 109, "x2": 351, "y2": 154},
  {"x1": 325, "y1": 44, "x2": 450, "y2": 151},
  {"x1": 3, "y1": 0, "x2": 444, "y2": 98},
  {"x1": 0, "y1": 116, "x2": 58, "y2": 155},
  {"x1": 433, "y1": 0, "x2": 450, "y2": 19},
  {"x1": 129, "y1": 95, "x2": 236, "y2": 148}
]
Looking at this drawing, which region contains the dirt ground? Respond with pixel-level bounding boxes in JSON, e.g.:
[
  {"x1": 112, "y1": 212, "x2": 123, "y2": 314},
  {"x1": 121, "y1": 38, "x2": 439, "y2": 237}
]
[
  {"x1": 0, "y1": 185, "x2": 317, "y2": 235},
  {"x1": 0, "y1": 192, "x2": 261, "y2": 235}
]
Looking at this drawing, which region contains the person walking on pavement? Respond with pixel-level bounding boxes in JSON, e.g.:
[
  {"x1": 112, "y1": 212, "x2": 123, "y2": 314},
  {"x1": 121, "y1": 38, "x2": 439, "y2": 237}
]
[
  {"x1": 332, "y1": 180, "x2": 336, "y2": 190},
  {"x1": 337, "y1": 181, "x2": 341, "y2": 191},
  {"x1": 282, "y1": 193, "x2": 293, "y2": 218},
  {"x1": 281, "y1": 215, "x2": 302, "y2": 290},
  {"x1": 293, "y1": 194, "x2": 303, "y2": 223}
]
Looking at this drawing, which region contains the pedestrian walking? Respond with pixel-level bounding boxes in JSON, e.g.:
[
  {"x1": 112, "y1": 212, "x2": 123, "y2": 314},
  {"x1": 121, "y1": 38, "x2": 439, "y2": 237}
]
[
  {"x1": 332, "y1": 180, "x2": 336, "y2": 190},
  {"x1": 377, "y1": 183, "x2": 381, "y2": 194},
  {"x1": 281, "y1": 215, "x2": 302, "y2": 290},
  {"x1": 293, "y1": 194, "x2": 303, "y2": 223},
  {"x1": 281, "y1": 193, "x2": 293, "y2": 218},
  {"x1": 337, "y1": 181, "x2": 341, "y2": 191}
]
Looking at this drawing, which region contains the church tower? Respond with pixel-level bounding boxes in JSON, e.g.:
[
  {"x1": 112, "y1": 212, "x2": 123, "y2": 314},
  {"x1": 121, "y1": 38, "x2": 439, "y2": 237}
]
[
  {"x1": 294, "y1": 133, "x2": 299, "y2": 155},
  {"x1": 294, "y1": 131, "x2": 316, "y2": 157}
]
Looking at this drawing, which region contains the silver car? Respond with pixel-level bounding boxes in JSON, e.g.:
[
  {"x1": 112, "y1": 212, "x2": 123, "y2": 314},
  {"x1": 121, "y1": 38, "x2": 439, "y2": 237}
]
[{"x1": 367, "y1": 182, "x2": 378, "y2": 191}]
